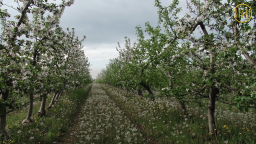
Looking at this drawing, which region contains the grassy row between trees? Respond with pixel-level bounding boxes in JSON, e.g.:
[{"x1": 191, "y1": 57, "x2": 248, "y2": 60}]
[
  {"x1": 56, "y1": 83, "x2": 146, "y2": 144},
  {"x1": 3, "y1": 84, "x2": 92, "y2": 144},
  {"x1": 101, "y1": 84, "x2": 256, "y2": 144},
  {"x1": 6, "y1": 95, "x2": 53, "y2": 134}
]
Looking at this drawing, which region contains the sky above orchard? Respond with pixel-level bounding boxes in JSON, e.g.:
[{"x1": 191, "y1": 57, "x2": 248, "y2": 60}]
[
  {"x1": 1, "y1": 0, "x2": 249, "y2": 79},
  {"x1": 58, "y1": 0, "x2": 167, "y2": 79},
  {"x1": 1, "y1": 0, "x2": 177, "y2": 79}
]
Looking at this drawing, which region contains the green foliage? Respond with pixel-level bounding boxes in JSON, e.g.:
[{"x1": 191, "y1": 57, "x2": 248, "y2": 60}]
[
  {"x1": 96, "y1": 0, "x2": 256, "y2": 139},
  {"x1": 0, "y1": 1, "x2": 92, "y2": 143},
  {"x1": 102, "y1": 84, "x2": 256, "y2": 144},
  {"x1": 5, "y1": 86, "x2": 91, "y2": 144}
]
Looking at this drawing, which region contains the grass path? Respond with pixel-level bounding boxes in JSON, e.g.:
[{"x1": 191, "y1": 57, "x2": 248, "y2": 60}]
[
  {"x1": 57, "y1": 83, "x2": 146, "y2": 144},
  {"x1": 57, "y1": 83, "x2": 256, "y2": 144}
]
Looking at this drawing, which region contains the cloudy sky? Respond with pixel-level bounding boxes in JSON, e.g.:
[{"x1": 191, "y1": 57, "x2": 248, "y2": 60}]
[
  {"x1": 2, "y1": 0, "x2": 249, "y2": 79},
  {"x1": 57, "y1": 0, "x2": 175, "y2": 79},
  {"x1": 1, "y1": 0, "x2": 179, "y2": 79}
]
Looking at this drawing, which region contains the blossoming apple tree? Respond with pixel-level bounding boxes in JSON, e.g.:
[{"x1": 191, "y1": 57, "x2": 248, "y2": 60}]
[
  {"x1": 97, "y1": 0, "x2": 256, "y2": 136},
  {"x1": 0, "y1": 0, "x2": 92, "y2": 137}
]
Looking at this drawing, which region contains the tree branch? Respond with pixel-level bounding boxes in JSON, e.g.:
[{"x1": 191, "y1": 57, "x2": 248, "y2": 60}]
[{"x1": 10, "y1": 1, "x2": 31, "y2": 42}]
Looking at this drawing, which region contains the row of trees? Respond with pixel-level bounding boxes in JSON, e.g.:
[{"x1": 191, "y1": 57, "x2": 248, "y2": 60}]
[
  {"x1": 96, "y1": 0, "x2": 256, "y2": 135},
  {"x1": 0, "y1": 0, "x2": 92, "y2": 137}
]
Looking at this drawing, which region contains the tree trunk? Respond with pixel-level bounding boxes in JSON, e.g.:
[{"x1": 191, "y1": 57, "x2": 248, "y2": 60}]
[
  {"x1": 126, "y1": 89, "x2": 129, "y2": 94},
  {"x1": 140, "y1": 82, "x2": 155, "y2": 101},
  {"x1": 0, "y1": 90, "x2": 8, "y2": 139},
  {"x1": 55, "y1": 90, "x2": 63, "y2": 103},
  {"x1": 55, "y1": 90, "x2": 61, "y2": 101},
  {"x1": 0, "y1": 107, "x2": 6, "y2": 137},
  {"x1": 22, "y1": 48, "x2": 39, "y2": 124},
  {"x1": 48, "y1": 91, "x2": 59, "y2": 109},
  {"x1": 208, "y1": 40, "x2": 216, "y2": 135},
  {"x1": 22, "y1": 93, "x2": 34, "y2": 125},
  {"x1": 168, "y1": 70, "x2": 173, "y2": 89},
  {"x1": 138, "y1": 87, "x2": 143, "y2": 97},
  {"x1": 178, "y1": 99, "x2": 188, "y2": 115},
  {"x1": 208, "y1": 86, "x2": 217, "y2": 135},
  {"x1": 198, "y1": 21, "x2": 217, "y2": 135},
  {"x1": 66, "y1": 90, "x2": 69, "y2": 96},
  {"x1": 37, "y1": 96, "x2": 47, "y2": 116},
  {"x1": 58, "y1": 90, "x2": 64, "y2": 100}
]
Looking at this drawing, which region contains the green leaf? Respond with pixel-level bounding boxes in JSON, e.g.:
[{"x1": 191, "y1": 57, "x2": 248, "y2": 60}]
[
  {"x1": 245, "y1": 105, "x2": 249, "y2": 112},
  {"x1": 13, "y1": 27, "x2": 18, "y2": 32},
  {"x1": 229, "y1": 47, "x2": 236, "y2": 52},
  {"x1": 238, "y1": 106, "x2": 243, "y2": 112},
  {"x1": 236, "y1": 102, "x2": 240, "y2": 109},
  {"x1": 229, "y1": 104, "x2": 232, "y2": 111}
]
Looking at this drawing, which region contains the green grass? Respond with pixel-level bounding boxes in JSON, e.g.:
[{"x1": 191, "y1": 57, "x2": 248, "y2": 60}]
[
  {"x1": 56, "y1": 83, "x2": 145, "y2": 144},
  {"x1": 6, "y1": 95, "x2": 52, "y2": 130},
  {"x1": 101, "y1": 84, "x2": 256, "y2": 144},
  {"x1": 4, "y1": 84, "x2": 92, "y2": 144},
  {"x1": 4, "y1": 83, "x2": 256, "y2": 143}
]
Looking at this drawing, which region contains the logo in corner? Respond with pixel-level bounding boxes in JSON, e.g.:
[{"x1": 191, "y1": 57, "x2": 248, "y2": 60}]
[{"x1": 233, "y1": 4, "x2": 252, "y2": 23}]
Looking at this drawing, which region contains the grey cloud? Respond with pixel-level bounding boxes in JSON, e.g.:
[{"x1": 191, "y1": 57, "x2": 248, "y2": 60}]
[{"x1": 1, "y1": 0, "x2": 188, "y2": 79}]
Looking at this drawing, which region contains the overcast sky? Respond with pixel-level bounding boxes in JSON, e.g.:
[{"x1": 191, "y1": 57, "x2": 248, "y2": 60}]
[
  {"x1": 1, "y1": 0, "x2": 178, "y2": 79},
  {"x1": 2, "y1": 0, "x2": 250, "y2": 79},
  {"x1": 58, "y1": 0, "x2": 175, "y2": 79}
]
